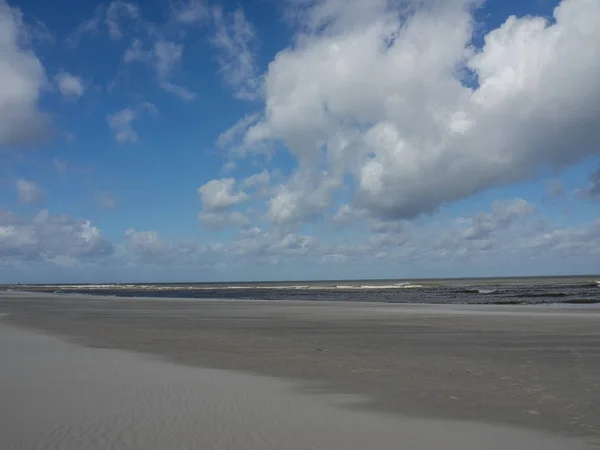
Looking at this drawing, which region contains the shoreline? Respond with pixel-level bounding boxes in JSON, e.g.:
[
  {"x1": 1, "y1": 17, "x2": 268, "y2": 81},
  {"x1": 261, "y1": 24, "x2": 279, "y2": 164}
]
[
  {"x1": 3, "y1": 288, "x2": 600, "y2": 310},
  {"x1": 1, "y1": 291, "x2": 599, "y2": 448}
]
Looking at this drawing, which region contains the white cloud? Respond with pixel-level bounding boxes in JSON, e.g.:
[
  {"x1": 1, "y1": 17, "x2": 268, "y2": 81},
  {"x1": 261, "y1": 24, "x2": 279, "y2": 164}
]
[
  {"x1": 95, "y1": 191, "x2": 118, "y2": 210},
  {"x1": 125, "y1": 229, "x2": 171, "y2": 258},
  {"x1": 217, "y1": 113, "x2": 260, "y2": 149},
  {"x1": 546, "y1": 179, "x2": 566, "y2": 198},
  {"x1": 53, "y1": 158, "x2": 68, "y2": 175},
  {"x1": 107, "y1": 102, "x2": 157, "y2": 143},
  {"x1": 521, "y1": 220, "x2": 600, "y2": 258},
  {"x1": 124, "y1": 38, "x2": 197, "y2": 101},
  {"x1": 579, "y1": 166, "x2": 600, "y2": 199},
  {"x1": 462, "y1": 198, "x2": 535, "y2": 240},
  {"x1": 198, "y1": 178, "x2": 248, "y2": 212},
  {"x1": 221, "y1": 161, "x2": 237, "y2": 174},
  {"x1": 25, "y1": 17, "x2": 54, "y2": 46},
  {"x1": 0, "y1": 198, "x2": 598, "y2": 275},
  {"x1": 332, "y1": 204, "x2": 366, "y2": 225},
  {"x1": 172, "y1": 0, "x2": 207, "y2": 25},
  {"x1": 124, "y1": 228, "x2": 210, "y2": 265},
  {"x1": 153, "y1": 40, "x2": 183, "y2": 79},
  {"x1": 107, "y1": 108, "x2": 137, "y2": 143},
  {"x1": 211, "y1": 7, "x2": 260, "y2": 100},
  {"x1": 231, "y1": 226, "x2": 315, "y2": 261},
  {"x1": 66, "y1": 5, "x2": 104, "y2": 47},
  {"x1": 266, "y1": 171, "x2": 339, "y2": 225},
  {"x1": 239, "y1": 0, "x2": 600, "y2": 226},
  {"x1": 122, "y1": 38, "x2": 146, "y2": 63},
  {"x1": 54, "y1": 71, "x2": 85, "y2": 99},
  {"x1": 242, "y1": 170, "x2": 270, "y2": 188},
  {"x1": 321, "y1": 253, "x2": 349, "y2": 264},
  {"x1": 199, "y1": 211, "x2": 250, "y2": 230},
  {"x1": 283, "y1": 0, "x2": 397, "y2": 34},
  {"x1": 16, "y1": 179, "x2": 45, "y2": 205},
  {"x1": 0, "y1": 1, "x2": 49, "y2": 149},
  {"x1": 106, "y1": 0, "x2": 139, "y2": 40},
  {"x1": 159, "y1": 81, "x2": 196, "y2": 101},
  {"x1": 0, "y1": 209, "x2": 113, "y2": 266}
]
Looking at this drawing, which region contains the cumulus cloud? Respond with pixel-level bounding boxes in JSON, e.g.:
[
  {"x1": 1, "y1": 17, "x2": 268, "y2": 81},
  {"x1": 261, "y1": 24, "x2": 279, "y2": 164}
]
[
  {"x1": 316, "y1": 197, "x2": 582, "y2": 266},
  {"x1": 16, "y1": 179, "x2": 45, "y2": 205},
  {"x1": 211, "y1": 7, "x2": 261, "y2": 100},
  {"x1": 197, "y1": 178, "x2": 248, "y2": 212},
  {"x1": 0, "y1": 198, "x2": 598, "y2": 274},
  {"x1": 107, "y1": 108, "x2": 138, "y2": 143},
  {"x1": 221, "y1": 161, "x2": 237, "y2": 174},
  {"x1": 462, "y1": 198, "x2": 535, "y2": 240},
  {"x1": 107, "y1": 102, "x2": 157, "y2": 143},
  {"x1": 124, "y1": 228, "x2": 211, "y2": 265},
  {"x1": 125, "y1": 229, "x2": 172, "y2": 260},
  {"x1": 217, "y1": 113, "x2": 260, "y2": 149},
  {"x1": 242, "y1": 170, "x2": 270, "y2": 189},
  {"x1": 0, "y1": 0, "x2": 49, "y2": 149},
  {"x1": 266, "y1": 171, "x2": 339, "y2": 225},
  {"x1": 332, "y1": 204, "x2": 366, "y2": 225},
  {"x1": 54, "y1": 71, "x2": 85, "y2": 99},
  {"x1": 0, "y1": 209, "x2": 113, "y2": 266},
  {"x1": 235, "y1": 0, "x2": 600, "y2": 225},
  {"x1": 196, "y1": 178, "x2": 252, "y2": 230},
  {"x1": 199, "y1": 211, "x2": 250, "y2": 230},
  {"x1": 521, "y1": 219, "x2": 600, "y2": 258},
  {"x1": 231, "y1": 226, "x2": 315, "y2": 262}
]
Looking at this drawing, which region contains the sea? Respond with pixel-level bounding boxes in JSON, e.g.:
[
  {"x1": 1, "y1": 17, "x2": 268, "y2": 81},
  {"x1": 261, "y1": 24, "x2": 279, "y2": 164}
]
[{"x1": 3, "y1": 276, "x2": 599, "y2": 305}]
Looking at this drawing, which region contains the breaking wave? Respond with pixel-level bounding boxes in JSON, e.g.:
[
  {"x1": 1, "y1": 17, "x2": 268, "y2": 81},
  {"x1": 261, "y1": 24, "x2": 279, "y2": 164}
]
[{"x1": 460, "y1": 288, "x2": 498, "y2": 294}]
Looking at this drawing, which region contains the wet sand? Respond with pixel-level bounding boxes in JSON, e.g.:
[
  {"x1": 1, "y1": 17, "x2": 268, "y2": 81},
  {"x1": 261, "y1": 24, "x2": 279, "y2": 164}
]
[{"x1": 1, "y1": 292, "x2": 599, "y2": 449}]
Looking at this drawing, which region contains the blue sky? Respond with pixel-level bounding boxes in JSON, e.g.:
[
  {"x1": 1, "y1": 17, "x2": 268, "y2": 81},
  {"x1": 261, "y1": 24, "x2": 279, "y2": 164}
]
[{"x1": 0, "y1": 0, "x2": 599, "y2": 283}]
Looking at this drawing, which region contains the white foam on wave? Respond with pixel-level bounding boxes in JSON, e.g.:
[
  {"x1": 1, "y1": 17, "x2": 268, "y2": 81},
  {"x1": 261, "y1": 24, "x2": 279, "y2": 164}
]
[
  {"x1": 51, "y1": 283, "x2": 425, "y2": 291},
  {"x1": 358, "y1": 283, "x2": 424, "y2": 289}
]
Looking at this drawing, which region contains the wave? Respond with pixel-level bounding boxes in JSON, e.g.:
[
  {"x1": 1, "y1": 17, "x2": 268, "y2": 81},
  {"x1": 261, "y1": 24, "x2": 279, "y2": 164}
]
[
  {"x1": 511, "y1": 292, "x2": 569, "y2": 298},
  {"x1": 354, "y1": 283, "x2": 424, "y2": 289},
  {"x1": 41, "y1": 282, "x2": 425, "y2": 291},
  {"x1": 460, "y1": 288, "x2": 498, "y2": 294},
  {"x1": 559, "y1": 298, "x2": 600, "y2": 305},
  {"x1": 205, "y1": 283, "x2": 425, "y2": 290},
  {"x1": 488, "y1": 300, "x2": 525, "y2": 305},
  {"x1": 482, "y1": 298, "x2": 600, "y2": 305},
  {"x1": 576, "y1": 282, "x2": 600, "y2": 288}
]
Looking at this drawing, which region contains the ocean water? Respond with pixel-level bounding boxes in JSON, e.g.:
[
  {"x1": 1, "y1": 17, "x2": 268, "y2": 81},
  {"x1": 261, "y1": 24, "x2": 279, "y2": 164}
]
[{"x1": 3, "y1": 276, "x2": 599, "y2": 305}]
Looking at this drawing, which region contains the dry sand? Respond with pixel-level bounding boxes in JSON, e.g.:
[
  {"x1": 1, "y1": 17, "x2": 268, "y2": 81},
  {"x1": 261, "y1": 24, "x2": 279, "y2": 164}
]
[{"x1": 1, "y1": 292, "x2": 599, "y2": 449}]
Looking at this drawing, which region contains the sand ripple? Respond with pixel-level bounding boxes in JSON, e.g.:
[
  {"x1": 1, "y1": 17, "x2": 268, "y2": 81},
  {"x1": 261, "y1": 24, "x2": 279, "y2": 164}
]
[{"x1": 0, "y1": 323, "x2": 590, "y2": 450}]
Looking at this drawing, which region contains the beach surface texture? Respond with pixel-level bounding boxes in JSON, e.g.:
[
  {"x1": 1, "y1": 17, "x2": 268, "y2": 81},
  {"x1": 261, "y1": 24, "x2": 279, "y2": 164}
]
[{"x1": 1, "y1": 291, "x2": 599, "y2": 449}]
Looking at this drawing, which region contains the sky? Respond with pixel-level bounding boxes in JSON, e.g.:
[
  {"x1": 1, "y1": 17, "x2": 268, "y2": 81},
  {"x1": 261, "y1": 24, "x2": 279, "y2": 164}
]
[{"x1": 0, "y1": 0, "x2": 599, "y2": 283}]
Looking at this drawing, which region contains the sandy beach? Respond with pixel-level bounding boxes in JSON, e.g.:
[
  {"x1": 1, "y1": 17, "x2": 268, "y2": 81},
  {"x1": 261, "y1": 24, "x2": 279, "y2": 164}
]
[{"x1": 1, "y1": 292, "x2": 599, "y2": 449}]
